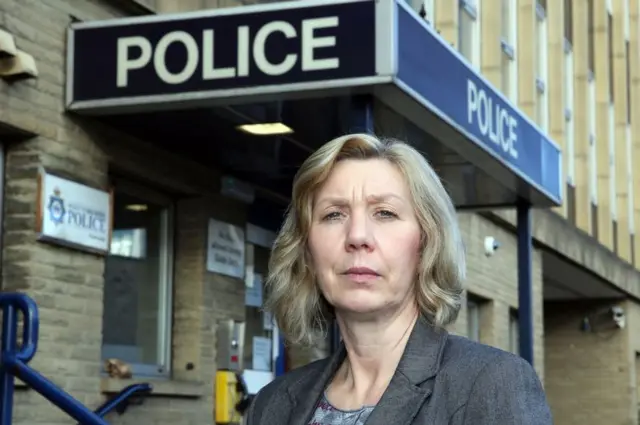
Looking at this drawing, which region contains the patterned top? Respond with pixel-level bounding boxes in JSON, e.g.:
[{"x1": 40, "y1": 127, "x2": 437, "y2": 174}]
[{"x1": 308, "y1": 393, "x2": 375, "y2": 425}]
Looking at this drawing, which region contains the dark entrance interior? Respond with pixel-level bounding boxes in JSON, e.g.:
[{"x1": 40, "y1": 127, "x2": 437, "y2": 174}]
[{"x1": 99, "y1": 95, "x2": 517, "y2": 222}]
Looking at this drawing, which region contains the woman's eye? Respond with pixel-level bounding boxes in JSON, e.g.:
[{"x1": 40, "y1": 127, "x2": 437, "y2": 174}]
[
  {"x1": 376, "y1": 210, "x2": 398, "y2": 219},
  {"x1": 322, "y1": 211, "x2": 343, "y2": 221}
]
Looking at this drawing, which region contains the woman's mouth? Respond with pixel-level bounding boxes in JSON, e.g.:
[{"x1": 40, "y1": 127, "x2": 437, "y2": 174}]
[{"x1": 343, "y1": 267, "x2": 380, "y2": 282}]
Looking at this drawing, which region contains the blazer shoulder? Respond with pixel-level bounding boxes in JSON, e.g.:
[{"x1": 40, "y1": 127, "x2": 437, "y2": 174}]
[
  {"x1": 441, "y1": 336, "x2": 551, "y2": 424},
  {"x1": 248, "y1": 356, "x2": 331, "y2": 423},
  {"x1": 443, "y1": 334, "x2": 524, "y2": 366},
  {"x1": 439, "y1": 335, "x2": 540, "y2": 395}
]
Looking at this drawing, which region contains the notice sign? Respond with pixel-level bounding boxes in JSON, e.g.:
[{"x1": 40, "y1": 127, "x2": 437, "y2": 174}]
[
  {"x1": 207, "y1": 218, "x2": 245, "y2": 279},
  {"x1": 37, "y1": 170, "x2": 112, "y2": 254}
]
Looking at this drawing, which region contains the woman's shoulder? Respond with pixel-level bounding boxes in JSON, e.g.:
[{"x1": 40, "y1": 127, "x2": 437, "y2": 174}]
[
  {"x1": 439, "y1": 334, "x2": 544, "y2": 397},
  {"x1": 248, "y1": 356, "x2": 332, "y2": 421},
  {"x1": 444, "y1": 334, "x2": 525, "y2": 365}
]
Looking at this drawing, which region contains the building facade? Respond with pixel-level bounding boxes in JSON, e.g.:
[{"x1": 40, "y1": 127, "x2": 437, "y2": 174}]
[{"x1": 0, "y1": 1, "x2": 636, "y2": 425}]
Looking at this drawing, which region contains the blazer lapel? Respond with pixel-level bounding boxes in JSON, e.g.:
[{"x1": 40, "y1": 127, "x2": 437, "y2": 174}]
[
  {"x1": 287, "y1": 343, "x2": 347, "y2": 425},
  {"x1": 364, "y1": 317, "x2": 449, "y2": 425},
  {"x1": 285, "y1": 317, "x2": 448, "y2": 425}
]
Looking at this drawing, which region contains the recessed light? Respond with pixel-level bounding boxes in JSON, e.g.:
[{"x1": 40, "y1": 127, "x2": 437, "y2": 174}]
[
  {"x1": 236, "y1": 122, "x2": 294, "y2": 136},
  {"x1": 125, "y1": 204, "x2": 148, "y2": 212}
]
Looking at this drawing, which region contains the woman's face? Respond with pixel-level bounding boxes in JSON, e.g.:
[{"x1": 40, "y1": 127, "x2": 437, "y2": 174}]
[{"x1": 308, "y1": 158, "x2": 422, "y2": 318}]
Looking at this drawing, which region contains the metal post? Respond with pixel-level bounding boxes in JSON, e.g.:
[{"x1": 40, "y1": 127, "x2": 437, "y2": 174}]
[
  {"x1": 329, "y1": 95, "x2": 375, "y2": 355},
  {"x1": 517, "y1": 201, "x2": 534, "y2": 366},
  {"x1": 0, "y1": 305, "x2": 16, "y2": 425}
]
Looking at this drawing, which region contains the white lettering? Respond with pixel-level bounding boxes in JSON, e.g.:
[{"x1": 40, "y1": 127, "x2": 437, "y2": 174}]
[
  {"x1": 115, "y1": 16, "x2": 342, "y2": 86},
  {"x1": 302, "y1": 17, "x2": 340, "y2": 71},
  {"x1": 203, "y1": 29, "x2": 236, "y2": 79},
  {"x1": 154, "y1": 31, "x2": 199, "y2": 84},
  {"x1": 253, "y1": 21, "x2": 298, "y2": 76},
  {"x1": 117, "y1": 36, "x2": 152, "y2": 87},
  {"x1": 466, "y1": 79, "x2": 519, "y2": 160},
  {"x1": 237, "y1": 26, "x2": 250, "y2": 77}
]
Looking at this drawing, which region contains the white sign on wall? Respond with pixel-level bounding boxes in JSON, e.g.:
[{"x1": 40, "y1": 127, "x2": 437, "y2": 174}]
[
  {"x1": 207, "y1": 218, "x2": 245, "y2": 279},
  {"x1": 37, "y1": 170, "x2": 112, "y2": 254}
]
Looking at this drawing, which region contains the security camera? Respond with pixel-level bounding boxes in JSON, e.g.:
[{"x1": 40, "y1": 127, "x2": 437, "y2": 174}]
[
  {"x1": 611, "y1": 305, "x2": 626, "y2": 329},
  {"x1": 484, "y1": 237, "x2": 501, "y2": 257}
]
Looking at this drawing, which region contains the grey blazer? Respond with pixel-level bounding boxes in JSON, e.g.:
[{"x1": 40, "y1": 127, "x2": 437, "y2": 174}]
[{"x1": 246, "y1": 317, "x2": 553, "y2": 425}]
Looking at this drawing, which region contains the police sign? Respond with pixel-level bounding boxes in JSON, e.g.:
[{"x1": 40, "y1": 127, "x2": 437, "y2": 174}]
[{"x1": 67, "y1": 0, "x2": 376, "y2": 110}]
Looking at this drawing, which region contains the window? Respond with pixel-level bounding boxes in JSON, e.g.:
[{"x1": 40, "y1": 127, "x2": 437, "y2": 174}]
[
  {"x1": 564, "y1": 0, "x2": 573, "y2": 44},
  {"x1": 408, "y1": 0, "x2": 434, "y2": 25},
  {"x1": 626, "y1": 41, "x2": 631, "y2": 123},
  {"x1": 102, "y1": 181, "x2": 174, "y2": 377},
  {"x1": 243, "y1": 241, "x2": 277, "y2": 372},
  {"x1": 588, "y1": 74, "x2": 598, "y2": 205},
  {"x1": 608, "y1": 12, "x2": 614, "y2": 101},
  {"x1": 501, "y1": 0, "x2": 518, "y2": 102},
  {"x1": 587, "y1": 0, "x2": 595, "y2": 73},
  {"x1": 627, "y1": 125, "x2": 634, "y2": 236},
  {"x1": 509, "y1": 310, "x2": 519, "y2": 355},
  {"x1": 608, "y1": 103, "x2": 617, "y2": 222},
  {"x1": 459, "y1": 0, "x2": 480, "y2": 68},
  {"x1": 535, "y1": 3, "x2": 548, "y2": 131},
  {"x1": 565, "y1": 42, "x2": 575, "y2": 186},
  {"x1": 467, "y1": 298, "x2": 480, "y2": 342}
]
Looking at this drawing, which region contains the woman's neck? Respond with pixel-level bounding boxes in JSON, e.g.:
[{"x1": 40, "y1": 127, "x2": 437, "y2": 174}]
[{"x1": 331, "y1": 305, "x2": 419, "y2": 405}]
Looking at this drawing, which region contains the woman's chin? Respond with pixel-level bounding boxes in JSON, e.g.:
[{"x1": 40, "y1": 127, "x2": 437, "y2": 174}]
[{"x1": 334, "y1": 299, "x2": 388, "y2": 317}]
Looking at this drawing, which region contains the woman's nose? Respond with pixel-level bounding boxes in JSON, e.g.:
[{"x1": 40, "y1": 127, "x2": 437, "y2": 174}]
[{"x1": 345, "y1": 212, "x2": 373, "y2": 251}]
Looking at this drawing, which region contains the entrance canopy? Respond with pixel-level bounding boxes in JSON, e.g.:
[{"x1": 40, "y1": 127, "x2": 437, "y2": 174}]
[{"x1": 65, "y1": 0, "x2": 562, "y2": 208}]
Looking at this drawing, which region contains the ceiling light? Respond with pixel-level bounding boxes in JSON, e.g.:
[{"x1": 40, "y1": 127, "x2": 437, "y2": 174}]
[
  {"x1": 236, "y1": 122, "x2": 294, "y2": 136},
  {"x1": 125, "y1": 204, "x2": 148, "y2": 212}
]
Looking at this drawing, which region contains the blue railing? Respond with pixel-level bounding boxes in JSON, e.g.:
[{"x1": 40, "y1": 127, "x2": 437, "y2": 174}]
[
  {"x1": 0, "y1": 292, "x2": 152, "y2": 425},
  {"x1": 91, "y1": 383, "x2": 151, "y2": 418}
]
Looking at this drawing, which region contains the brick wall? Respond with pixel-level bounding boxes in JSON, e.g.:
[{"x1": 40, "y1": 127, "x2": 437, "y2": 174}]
[
  {"x1": 452, "y1": 212, "x2": 545, "y2": 381},
  {"x1": 544, "y1": 300, "x2": 634, "y2": 425}
]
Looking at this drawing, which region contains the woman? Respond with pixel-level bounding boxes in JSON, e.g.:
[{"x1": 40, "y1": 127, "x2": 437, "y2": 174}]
[{"x1": 250, "y1": 134, "x2": 552, "y2": 425}]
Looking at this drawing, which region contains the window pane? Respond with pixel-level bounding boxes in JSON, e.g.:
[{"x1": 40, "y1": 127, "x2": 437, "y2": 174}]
[
  {"x1": 102, "y1": 189, "x2": 169, "y2": 369},
  {"x1": 467, "y1": 300, "x2": 479, "y2": 341},
  {"x1": 509, "y1": 313, "x2": 519, "y2": 354},
  {"x1": 243, "y1": 243, "x2": 275, "y2": 371},
  {"x1": 501, "y1": 52, "x2": 511, "y2": 97},
  {"x1": 458, "y1": 10, "x2": 474, "y2": 62},
  {"x1": 564, "y1": 0, "x2": 573, "y2": 43},
  {"x1": 501, "y1": 0, "x2": 511, "y2": 41}
]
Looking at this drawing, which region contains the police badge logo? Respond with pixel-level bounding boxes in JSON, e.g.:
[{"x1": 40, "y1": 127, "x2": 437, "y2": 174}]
[{"x1": 47, "y1": 187, "x2": 66, "y2": 226}]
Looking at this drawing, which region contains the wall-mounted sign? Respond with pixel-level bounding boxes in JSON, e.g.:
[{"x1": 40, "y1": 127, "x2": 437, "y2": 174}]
[
  {"x1": 207, "y1": 218, "x2": 245, "y2": 279},
  {"x1": 36, "y1": 169, "x2": 112, "y2": 255}
]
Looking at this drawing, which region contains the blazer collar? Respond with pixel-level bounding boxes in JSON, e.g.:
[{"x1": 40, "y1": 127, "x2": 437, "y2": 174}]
[{"x1": 287, "y1": 316, "x2": 449, "y2": 425}]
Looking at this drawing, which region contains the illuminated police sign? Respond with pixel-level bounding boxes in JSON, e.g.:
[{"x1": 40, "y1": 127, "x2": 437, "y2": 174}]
[
  {"x1": 116, "y1": 17, "x2": 341, "y2": 87},
  {"x1": 68, "y1": 1, "x2": 375, "y2": 104},
  {"x1": 395, "y1": 3, "x2": 561, "y2": 204}
]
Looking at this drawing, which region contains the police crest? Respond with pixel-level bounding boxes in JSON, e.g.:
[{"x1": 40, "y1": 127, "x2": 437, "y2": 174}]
[{"x1": 47, "y1": 187, "x2": 66, "y2": 225}]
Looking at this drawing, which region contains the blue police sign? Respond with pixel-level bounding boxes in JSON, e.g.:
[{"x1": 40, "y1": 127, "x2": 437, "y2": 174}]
[{"x1": 394, "y1": 3, "x2": 561, "y2": 205}]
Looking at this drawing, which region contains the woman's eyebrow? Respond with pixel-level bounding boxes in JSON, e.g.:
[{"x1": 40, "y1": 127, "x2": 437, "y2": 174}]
[
  {"x1": 316, "y1": 193, "x2": 405, "y2": 207},
  {"x1": 367, "y1": 193, "x2": 404, "y2": 203}
]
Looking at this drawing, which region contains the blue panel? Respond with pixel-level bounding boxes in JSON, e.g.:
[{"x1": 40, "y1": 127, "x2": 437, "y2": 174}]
[
  {"x1": 395, "y1": 3, "x2": 562, "y2": 204},
  {"x1": 71, "y1": 1, "x2": 376, "y2": 103}
]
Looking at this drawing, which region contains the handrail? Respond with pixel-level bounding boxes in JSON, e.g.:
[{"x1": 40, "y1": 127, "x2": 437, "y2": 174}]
[
  {"x1": 0, "y1": 292, "x2": 152, "y2": 425},
  {"x1": 92, "y1": 383, "x2": 152, "y2": 418}
]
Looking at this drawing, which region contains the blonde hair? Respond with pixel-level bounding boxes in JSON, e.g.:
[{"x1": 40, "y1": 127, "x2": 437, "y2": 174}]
[{"x1": 264, "y1": 133, "x2": 466, "y2": 346}]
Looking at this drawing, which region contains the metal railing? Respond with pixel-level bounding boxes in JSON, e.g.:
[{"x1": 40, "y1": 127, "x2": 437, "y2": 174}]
[{"x1": 0, "y1": 292, "x2": 152, "y2": 425}]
